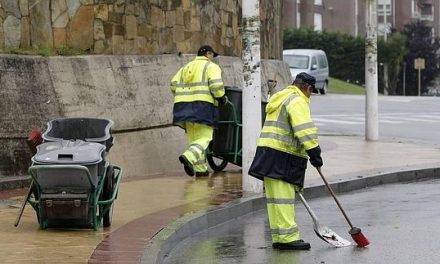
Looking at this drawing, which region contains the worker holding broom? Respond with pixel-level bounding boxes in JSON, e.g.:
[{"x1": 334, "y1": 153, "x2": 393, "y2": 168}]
[{"x1": 249, "y1": 72, "x2": 323, "y2": 250}]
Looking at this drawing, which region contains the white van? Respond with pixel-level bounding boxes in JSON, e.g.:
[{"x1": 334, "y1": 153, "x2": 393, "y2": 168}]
[{"x1": 283, "y1": 49, "x2": 329, "y2": 94}]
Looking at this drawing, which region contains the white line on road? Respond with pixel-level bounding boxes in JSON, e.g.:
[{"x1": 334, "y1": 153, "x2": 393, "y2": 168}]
[{"x1": 313, "y1": 118, "x2": 361, "y2": 125}]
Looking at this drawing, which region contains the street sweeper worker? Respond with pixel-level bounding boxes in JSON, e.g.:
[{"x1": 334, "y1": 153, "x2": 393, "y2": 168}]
[
  {"x1": 170, "y1": 45, "x2": 227, "y2": 177},
  {"x1": 248, "y1": 72, "x2": 323, "y2": 250}
]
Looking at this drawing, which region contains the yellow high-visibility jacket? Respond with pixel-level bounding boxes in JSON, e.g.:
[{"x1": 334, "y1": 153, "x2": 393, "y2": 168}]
[
  {"x1": 170, "y1": 56, "x2": 225, "y2": 127},
  {"x1": 248, "y1": 85, "x2": 319, "y2": 187}
]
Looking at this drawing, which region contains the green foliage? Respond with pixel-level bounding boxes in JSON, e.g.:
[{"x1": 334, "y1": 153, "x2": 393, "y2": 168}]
[
  {"x1": 328, "y1": 77, "x2": 365, "y2": 95},
  {"x1": 400, "y1": 20, "x2": 440, "y2": 95},
  {"x1": 378, "y1": 32, "x2": 407, "y2": 95},
  {"x1": 284, "y1": 28, "x2": 365, "y2": 84},
  {"x1": 0, "y1": 47, "x2": 88, "y2": 57}
]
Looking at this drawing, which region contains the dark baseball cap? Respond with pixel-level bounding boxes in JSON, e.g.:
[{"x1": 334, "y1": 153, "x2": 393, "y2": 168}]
[
  {"x1": 197, "y1": 45, "x2": 219, "y2": 57},
  {"x1": 295, "y1": 72, "x2": 317, "y2": 92}
]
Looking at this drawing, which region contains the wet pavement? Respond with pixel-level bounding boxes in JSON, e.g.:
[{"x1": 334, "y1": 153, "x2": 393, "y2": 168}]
[
  {"x1": 163, "y1": 178, "x2": 440, "y2": 264},
  {"x1": 0, "y1": 172, "x2": 243, "y2": 263},
  {"x1": 0, "y1": 135, "x2": 439, "y2": 263}
]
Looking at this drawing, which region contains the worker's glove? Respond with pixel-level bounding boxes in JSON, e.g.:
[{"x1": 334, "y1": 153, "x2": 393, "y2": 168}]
[
  {"x1": 306, "y1": 146, "x2": 323, "y2": 168},
  {"x1": 218, "y1": 95, "x2": 228, "y2": 106}
]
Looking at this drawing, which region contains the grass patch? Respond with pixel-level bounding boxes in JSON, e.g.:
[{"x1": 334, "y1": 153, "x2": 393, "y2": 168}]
[
  {"x1": 0, "y1": 47, "x2": 89, "y2": 57},
  {"x1": 328, "y1": 77, "x2": 365, "y2": 94}
]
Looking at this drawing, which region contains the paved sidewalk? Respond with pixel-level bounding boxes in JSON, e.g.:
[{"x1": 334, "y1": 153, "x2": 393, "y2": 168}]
[{"x1": 0, "y1": 135, "x2": 439, "y2": 263}]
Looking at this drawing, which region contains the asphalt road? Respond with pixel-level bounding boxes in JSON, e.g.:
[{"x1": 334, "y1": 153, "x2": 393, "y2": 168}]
[
  {"x1": 163, "y1": 178, "x2": 440, "y2": 264},
  {"x1": 311, "y1": 94, "x2": 440, "y2": 146}
]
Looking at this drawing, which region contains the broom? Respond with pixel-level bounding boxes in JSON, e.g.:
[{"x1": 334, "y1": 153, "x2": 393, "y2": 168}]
[
  {"x1": 14, "y1": 129, "x2": 43, "y2": 227},
  {"x1": 316, "y1": 167, "x2": 370, "y2": 247}
]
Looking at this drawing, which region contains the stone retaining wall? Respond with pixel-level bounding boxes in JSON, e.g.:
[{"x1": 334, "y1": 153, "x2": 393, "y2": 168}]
[{"x1": 0, "y1": 0, "x2": 282, "y2": 59}]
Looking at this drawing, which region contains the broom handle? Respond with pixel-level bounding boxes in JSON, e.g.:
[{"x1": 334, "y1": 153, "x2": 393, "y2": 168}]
[
  {"x1": 317, "y1": 167, "x2": 354, "y2": 228},
  {"x1": 14, "y1": 181, "x2": 34, "y2": 227}
]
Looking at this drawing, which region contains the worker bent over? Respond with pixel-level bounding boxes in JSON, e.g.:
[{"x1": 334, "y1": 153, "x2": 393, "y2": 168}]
[
  {"x1": 249, "y1": 72, "x2": 323, "y2": 250},
  {"x1": 170, "y1": 45, "x2": 227, "y2": 177}
]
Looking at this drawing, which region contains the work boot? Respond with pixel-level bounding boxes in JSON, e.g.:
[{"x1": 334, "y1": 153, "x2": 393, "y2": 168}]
[
  {"x1": 179, "y1": 155, "x2": 194, "y2": 176},
  {"x1": 273, "y1": 240, "x2": 311, "y2": 250},
  {"x1": 195, "y1": 171, "x2": 209, "y2": 177}
]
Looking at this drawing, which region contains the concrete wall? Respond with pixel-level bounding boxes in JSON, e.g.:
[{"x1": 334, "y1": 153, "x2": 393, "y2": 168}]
[{"x1": 0, "y1": 54, "x2": 291, "y2": 178}]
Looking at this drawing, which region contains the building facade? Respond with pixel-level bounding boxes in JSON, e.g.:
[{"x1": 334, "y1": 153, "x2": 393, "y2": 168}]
[{"x1": 283, "y1": 0, "x2": 440, "y2": 38}]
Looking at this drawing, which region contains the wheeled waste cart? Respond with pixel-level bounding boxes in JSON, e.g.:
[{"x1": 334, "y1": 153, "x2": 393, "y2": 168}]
[
  {"x1": 207, "y1": 87, "x2": 266, "y2": 171},
  {"x1": 26, "y1": 118, "x2": 123, "y2": 230}
]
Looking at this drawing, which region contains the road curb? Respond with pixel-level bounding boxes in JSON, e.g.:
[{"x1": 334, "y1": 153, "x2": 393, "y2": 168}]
[{"x1": 141, "y1": 164, "x2": 440, "y2": 264}]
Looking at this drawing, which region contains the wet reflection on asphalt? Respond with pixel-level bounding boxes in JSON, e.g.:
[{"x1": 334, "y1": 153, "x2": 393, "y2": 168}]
[{"x1": 164, "y1": 178, "x2": 440, "y2": 264}]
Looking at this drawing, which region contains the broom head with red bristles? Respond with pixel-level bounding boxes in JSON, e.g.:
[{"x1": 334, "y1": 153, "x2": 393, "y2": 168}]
[
  {"x1": 27, "y1": 129, "x2": 43, "y2": 155},
  {"x1": 349, "y1": 227, "x2": 370, "y2": 247}
]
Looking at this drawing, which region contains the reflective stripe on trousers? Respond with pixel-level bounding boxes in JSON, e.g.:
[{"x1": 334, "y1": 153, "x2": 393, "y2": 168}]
[
  {"x1": 182, "y1": 122, "x2": 213, "y2": 173},
  {"x1": 264, "y1": 177, "x2": 300, "y2": 243}
]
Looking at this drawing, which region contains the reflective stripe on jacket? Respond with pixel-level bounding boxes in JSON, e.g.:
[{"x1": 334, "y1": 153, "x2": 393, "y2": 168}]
[
  {"x1": 258, "y1": 85, "x2": 319, "y2": 158},
  {"x1": 248, "y1": 85, "x2": 319, "y2": 188},
  {"x1": 170, "y1": 56, "x2": 225, "y2": 127},
  {"x1": 170, "y1": 56, "x2": 225, "y2": 104}
]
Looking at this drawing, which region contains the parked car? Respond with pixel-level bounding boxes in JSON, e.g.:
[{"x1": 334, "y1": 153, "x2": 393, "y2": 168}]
[{"x1": 283, "y1": 49, "x2": 329, "y2": 94}]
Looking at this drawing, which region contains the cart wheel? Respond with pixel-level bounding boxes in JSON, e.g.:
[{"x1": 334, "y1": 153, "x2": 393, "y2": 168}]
[
  {"x1": 207, "y1": 155, "x2": 228, "y2": 171},
  {"x1": 103, "y1": 165, "x2": 114, "y2": 227}
]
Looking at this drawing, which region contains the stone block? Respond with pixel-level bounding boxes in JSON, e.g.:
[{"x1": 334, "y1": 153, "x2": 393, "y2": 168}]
[
  {"x1": 94, "y1": 4, "x2": 108, "y2": 21},
  {"x1": 66, "y1": 0, "x2": 80, "y2": 18},
  {"x1": 2, "y1": 0, "x2": 21, "y2": 18},
  {"x1": 124, "y1": 15, "x2": 137, "y2": 40},
  {"x1": 189, "y1": 31, "x2": 201, "y2": 49},
  {"x1": 114, "y1": 0, "x2": 125, "y2": 13},
  {"x1": 150, "y1": 5, "x2": 164, "y2": 28},
  {"x1": 159, "y1": 28, "x2": 175, "y2": 54},
  {"x1": 113, "y1": 24, "x2": 124, "y2": 36},
  {"x1": 232, "y1": 14, "x2": 238, "y2": 36},
  {"x1": 111, "y1": 35, "x2": 124, "y2": 54},
  {"x1": 67, "y1": 5, "x2": 93, "y2": 50},
  {"x1": 4, "y1": 15, "x2": 21, "y2": 48},
  {"x1": 183, "y1": 10, "x2": 190, "y2": 30},
  {"x1": 53, "y1": 27, "x2": 66, "y2": 48},
  {"x1": 176, "y1": 8, "x2": 184, "y2": 25},
  {"x1": 51, "y1": 0, "x2": 69, "y2": 28},
  {"x1": 94, "y1": 39, "x2": 104, "y2": 53},
  {"x1": 135, "y1": 36, "x2": 147, "y2": 54},
  {"x1": 20, "y1": 16, "x2": 30, "y2": 48},
  {"x1": 19, "y1": 0, "x2": 29, "y2": 17},
  {"x1": 125, "y1": 2, "x2": 139, "y2": 16},
  {"x1": 175, "y1": 40, "x2": 190, "y2": 53},
  {"x1": 181, "y1": 0, "x2": 191, "y2": 9},
  {"x1": 124, "y1": 39, "x2": 136, "y2": 54},
  {"x1": 108, "y1": 11, "x2": 123, "y2": 24},
  {"x1": 30, "y1": 0, "x2": 53, "y2": 48},
  {"x1": 165, "y1": 10, "x2": 175, "y2": 28},
  {"x1": 94, "y1": 19, "x2": 105, "y2": 41},
  {"x1": 103, "y1": 21, "x2": 113, "y2": 38},
  {"x1": 173, "y1": 25, "x2": 185, "y2": 42},
  {"x1": 80, "y1": 0, "x2": 93, "y2": 5},
  {"x1": 190, "y1": 15, "x2": 200, "y2": 31},
  {"x1": 0, "y1": 18, "x2": 4, "y2": 49}
]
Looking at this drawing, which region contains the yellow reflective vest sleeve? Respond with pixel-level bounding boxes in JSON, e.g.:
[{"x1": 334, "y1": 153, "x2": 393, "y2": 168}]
[
  {"x1": 257, "y1": 85, "x2": 319, "y2": 158},
  {"x1": 285, "y1": 95, "x2": 319, "y2": 152},
  {"x1": 170, "y1": 68, "x2": 182, "y2": 95},
  {"x1": 206, "y1": 63, "x2": 225, "y2": 99}
]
